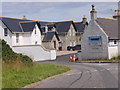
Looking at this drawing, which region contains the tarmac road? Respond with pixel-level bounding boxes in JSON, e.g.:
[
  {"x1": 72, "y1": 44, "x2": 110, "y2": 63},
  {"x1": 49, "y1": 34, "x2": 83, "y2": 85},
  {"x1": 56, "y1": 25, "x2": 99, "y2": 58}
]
[{"x1": 24, "y1": 53, "x2": 119, "y2": 88}]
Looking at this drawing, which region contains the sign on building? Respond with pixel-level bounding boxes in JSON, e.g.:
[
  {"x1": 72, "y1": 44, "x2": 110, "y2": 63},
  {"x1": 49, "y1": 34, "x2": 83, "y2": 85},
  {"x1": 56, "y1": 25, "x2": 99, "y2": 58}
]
[{"x1": 88, "y1": 36, "x2": 102, "y2": 52}]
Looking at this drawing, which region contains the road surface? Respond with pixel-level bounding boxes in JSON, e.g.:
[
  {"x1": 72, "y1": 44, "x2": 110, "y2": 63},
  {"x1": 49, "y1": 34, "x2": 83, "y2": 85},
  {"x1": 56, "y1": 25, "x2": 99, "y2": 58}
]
[{"x1": 25, "y1": 53, "x2": 119, "y2": 88}]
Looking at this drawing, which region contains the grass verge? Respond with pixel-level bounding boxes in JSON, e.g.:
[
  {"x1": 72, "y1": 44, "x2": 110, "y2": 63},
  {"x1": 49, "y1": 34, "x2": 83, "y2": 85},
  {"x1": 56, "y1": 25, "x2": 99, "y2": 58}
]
[
  {"x1": 77, "y1": 59, "x2": 120, "y2": 63},
  {"x1": 2, "y1": 63, "x2": 71, "y2": 88}
]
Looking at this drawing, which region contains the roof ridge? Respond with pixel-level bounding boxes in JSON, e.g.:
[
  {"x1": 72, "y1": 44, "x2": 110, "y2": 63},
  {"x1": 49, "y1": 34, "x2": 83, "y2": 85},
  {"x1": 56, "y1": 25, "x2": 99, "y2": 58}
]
[
  {"x1": 47, "y1": 31, "x2": 56, "y2": 32},
  {"x1": 74, "y1": 22, "x2": 82, "y2": 23},
  {"x1": 0, "y1": 16, "x2": 52, "y2": 22},
  {"x1": 0, "y1": 16, "x2": 33, "y2": 20},
  {"x1": 53, "y1": 20, "x2": 73, "y2": 23},
  {"x1": 97, "y1": 17, "x2": 117, "y2": 20},
  {"x1": 20, "y1": 20, "x2": 37, "y2": 23}
]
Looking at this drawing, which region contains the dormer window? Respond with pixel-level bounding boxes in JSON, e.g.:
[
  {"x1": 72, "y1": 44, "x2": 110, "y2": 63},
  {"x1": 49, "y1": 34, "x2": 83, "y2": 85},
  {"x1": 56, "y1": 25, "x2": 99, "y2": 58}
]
[{"x1": 4, "y1": 28, "x2": 8, "y2": 36}]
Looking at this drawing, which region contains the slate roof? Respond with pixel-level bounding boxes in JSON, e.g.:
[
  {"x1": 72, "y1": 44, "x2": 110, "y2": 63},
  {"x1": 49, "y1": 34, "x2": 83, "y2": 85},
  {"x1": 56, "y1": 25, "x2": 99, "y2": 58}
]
[
  {"x1": 43, "y1": 31, "x2": 60, "y2": 41},
  {"x1": 96, "y1": 17, "x2": 119, "y2": 39},
  {"x1": 55, "y1": 21, "x2": 74, "y2": 33},
  {"x1": 39, "y1": 22, "x2": 53, "y2": 32},
  {"x1": 74, "y1": 22, "x2": 86, "y2": 32},
  {"x1": 0, "y1": 17, "x2": 41, "y2": 33},
  {"x1": 47, "y1": 21, "x2": 87, "y2": 33},
  {"x1": 20, "y1": 21, "x2": 37, "y2": 32},
  {"x1": 39, "y1": 21, "x2": 50, "y2": 26}
]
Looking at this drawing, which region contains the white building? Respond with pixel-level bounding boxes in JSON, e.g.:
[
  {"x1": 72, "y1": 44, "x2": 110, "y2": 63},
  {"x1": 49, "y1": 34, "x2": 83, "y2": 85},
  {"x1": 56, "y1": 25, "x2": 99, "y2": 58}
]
[
  {"x1": 0, "y1": 16, "x2": 56, "y2": 61},
  {"x1": 79, "y1": 5, "x2": 120, "y2": 60}
]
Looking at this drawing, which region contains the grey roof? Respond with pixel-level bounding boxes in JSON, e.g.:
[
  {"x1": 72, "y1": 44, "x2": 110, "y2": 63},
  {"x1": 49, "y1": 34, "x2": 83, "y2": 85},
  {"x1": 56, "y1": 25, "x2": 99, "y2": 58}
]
[
  {"x1": 39, "y1": 22, "x2": 50, "y2": 26},
  {"x1": 96, "y1": 18, "x2": 119, "y2": 39},
  {"x1": 47, "y1": 24, "x2": 55, "y2": 31},
  {"x1": 43, "y1": 31, "x2": 60, "y2": 41},
  {"x1": 55, "y1": 21, "x2": 74, "y2": 33},
  {"x1": 74, "y1": 22, "x2": 86, "y2": 32},
  {"x1": 39, "y1": 22, "x2": 53, "y2": 32},
  {"x1": 20, "y1": 22, "x2": 36, "y2": 32},
  {"x1": 0, "y1": 17, "x2": 41, "y2": 33}
]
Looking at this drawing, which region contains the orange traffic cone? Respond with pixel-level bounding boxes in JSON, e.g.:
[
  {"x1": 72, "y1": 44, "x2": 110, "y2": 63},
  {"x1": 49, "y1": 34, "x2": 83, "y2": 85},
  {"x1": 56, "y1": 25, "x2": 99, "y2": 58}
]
[
  {"x1": 73, "y1": 55, "x2": 77, "y2": 62},
  {"x1": 69, "y1": 56, "x2": 73, "y2": 62}
]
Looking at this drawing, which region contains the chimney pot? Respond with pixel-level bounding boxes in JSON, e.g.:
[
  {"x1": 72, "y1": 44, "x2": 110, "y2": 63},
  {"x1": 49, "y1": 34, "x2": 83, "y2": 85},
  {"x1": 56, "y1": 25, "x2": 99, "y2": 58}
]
[
  {"x1": 22, "y1": 15, "x2": 27, "y2": 19},
  {"x1": 113, "y1": 10, "x2": 120, "y2": 20},
  {"x1": 90, "y1": 5, "x2": 97, "y2": 20},
  {"x1": 82, "y1": 15, "x2": 87, "y2": 24}
]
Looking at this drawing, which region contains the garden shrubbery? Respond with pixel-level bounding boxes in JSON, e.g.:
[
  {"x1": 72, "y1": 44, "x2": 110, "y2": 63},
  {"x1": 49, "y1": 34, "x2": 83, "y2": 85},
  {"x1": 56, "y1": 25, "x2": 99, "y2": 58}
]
[
  {"x1": 1, "y1": 39, "x2": 33, "y2": 66},
  {"x1": 111, "y1": 55, "x2": 120, "y2": 60}
]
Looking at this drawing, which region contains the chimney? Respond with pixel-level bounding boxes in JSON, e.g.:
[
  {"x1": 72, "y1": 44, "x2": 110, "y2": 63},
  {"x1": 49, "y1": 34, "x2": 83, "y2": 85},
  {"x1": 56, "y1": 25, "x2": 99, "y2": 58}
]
[
  {"x1": 113, "y1": 10, "x2": 120, "y2": 20},
  {"x1": 22, "y1": 15, "x2": 27, "y2": 19},
  {"x1": 90, "y1": 5, "x2": 97, "y2": 20},
  {"x1": 82, "y1": 15, "x2": 87, "y2": 24}
]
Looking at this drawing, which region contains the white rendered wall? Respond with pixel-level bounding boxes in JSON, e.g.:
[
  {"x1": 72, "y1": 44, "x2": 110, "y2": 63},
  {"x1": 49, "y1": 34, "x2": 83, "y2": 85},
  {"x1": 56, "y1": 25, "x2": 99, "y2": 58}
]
[
  {"x1": 108, "y1": 46, "x2": 118, "y2": 59},
  {"x1": 31, "y1": 24, "x2": 41, "y2": 45},
  {"x1": 12, "y1": 33, "x2": 31, "y2": 46},
  {"x1": 81, "y1": 20, "x2": 109, "y2": 60},
  {"x1": 0, "y1": 20, "x2": 12, "y2": 47},
  {"x1": 13, "y1": 45, "x2": 56, "y2": 61},
  {"x1": 23, "y1": 33, "x2": 31, "y2": 45},
  {"x1": 12, "y1": 24, "x2": 42, "y2": 46}
]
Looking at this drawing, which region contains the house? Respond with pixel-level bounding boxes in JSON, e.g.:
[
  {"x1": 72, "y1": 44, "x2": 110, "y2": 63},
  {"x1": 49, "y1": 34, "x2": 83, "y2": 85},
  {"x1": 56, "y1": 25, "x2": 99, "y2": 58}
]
[
  {"x1": 45, "y1": 19, "x2": 88, "y2": 51},
  {"x1": 0, "y1": 16, "x2": 56, "y2": 61},
  {"x1": 42, "y1": 31, "x2": 60, "y2": 50},
  {"x1": 45, "y1": 21, "x2": 77, "y2": 51},
  {"x1": 54, "y1": 21, "x2": 77, "y2": 51},
  {"x1": 0, "y1": 16, "x2": 42, "y2": 46},
  {"x1": 79, "y1": 5, "x2": 120, "y2": 60},
  {"x1": 74, "y1": 15, "x2": 88, "y2": 45},
  {"x1": 38, "y1": 21, "x2": 52, "y2": 40}
]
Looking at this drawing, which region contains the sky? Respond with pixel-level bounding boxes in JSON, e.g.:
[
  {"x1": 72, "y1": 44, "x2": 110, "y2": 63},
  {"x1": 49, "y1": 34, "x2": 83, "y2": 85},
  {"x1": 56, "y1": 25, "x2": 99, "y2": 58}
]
[{"x1": 1, "y1": 2, "x2": 118, "y2": 22}]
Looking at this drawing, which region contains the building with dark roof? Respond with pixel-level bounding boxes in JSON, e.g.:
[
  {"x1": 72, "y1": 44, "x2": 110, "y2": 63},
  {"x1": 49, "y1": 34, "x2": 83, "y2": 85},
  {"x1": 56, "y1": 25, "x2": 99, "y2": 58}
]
[
  {"x1": 0, "y1": 16, "x2": 57, "y2": 61},
  {"x1": 44, "y1": 19, "x2": 88, "y2": 51},
  {"x1": 53, "y1": 21, "x2": 77, "y2": 50},
  {"x1": 0, "y1": 16, "x2": 42, "y2": 46},
  {"x1": 42, "y1": 31, "x2": 60, "y2": 50},
  {"x1": 80, "y1": 5, "x2": 120, "y2": 60}
]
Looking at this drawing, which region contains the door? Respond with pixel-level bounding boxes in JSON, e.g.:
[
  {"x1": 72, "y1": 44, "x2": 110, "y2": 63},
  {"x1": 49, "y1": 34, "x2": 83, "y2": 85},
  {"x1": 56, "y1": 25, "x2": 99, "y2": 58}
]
[
  {"x1": 54, "y1": 41, "x2": 56, "y2": 49},
  {"x1": 59, "y1": 42, "x2": 62, "y2": 51}
]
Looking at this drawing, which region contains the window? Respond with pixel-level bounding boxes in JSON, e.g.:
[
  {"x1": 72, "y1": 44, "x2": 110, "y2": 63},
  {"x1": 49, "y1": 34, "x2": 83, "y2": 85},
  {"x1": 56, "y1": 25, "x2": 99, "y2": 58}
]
[
  {"x1": 35, "y1": 27, "x2": 36, "y2": 34},
  {"x1": 69, "y1": 30, "x2": 71, "y2": 36},
  {"x1": 35, "y1": 41, "x2": 37, "y2": 44},
  {"x1": 35, "y1": 30, "x2": 36, "y2": 34},
  {"x1": 114, "y1": 40, "x2": 117, "y2": 44},
  {"x1": 16, "y1": 33, "x2": 19, "y2": 43},
  {"x1": 4, "y1": 28, "x2": 8, "y2": 36}
]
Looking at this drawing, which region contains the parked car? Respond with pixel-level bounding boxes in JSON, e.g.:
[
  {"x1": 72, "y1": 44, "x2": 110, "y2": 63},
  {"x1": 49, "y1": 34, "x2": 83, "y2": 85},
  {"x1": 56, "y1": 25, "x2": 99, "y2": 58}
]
[
  {"x1": 67, "y1": 45, "x2": 81, "y2": 51},
  {"x1": 67, "y1": 46, "x2": 74, "y2": 51}
]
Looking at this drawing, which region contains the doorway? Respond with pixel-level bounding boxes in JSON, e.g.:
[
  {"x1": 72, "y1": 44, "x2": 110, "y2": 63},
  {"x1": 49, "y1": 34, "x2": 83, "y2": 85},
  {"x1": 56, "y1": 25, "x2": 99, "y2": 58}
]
[{"x1": 54, "y1": 41, "x2": 56, "y2": 49}]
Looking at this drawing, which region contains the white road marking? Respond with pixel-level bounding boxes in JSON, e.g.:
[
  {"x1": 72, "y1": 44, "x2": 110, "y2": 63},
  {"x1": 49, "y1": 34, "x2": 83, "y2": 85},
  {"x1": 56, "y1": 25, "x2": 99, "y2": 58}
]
[
  {"x1": 97, "y1": 64, "x2": 110, "y2": 66},
  {"x1": 100, "y1": 69, "x2": 105, "y2": 71},
  {"x1": 84, "y1": 71, "x2": 90, "y2": 73},
  {"x1": 107, "y1": 68, "x2": 111, "y2": 70},
  {"x1": 91, "y1": 70, "x2": 97, "y2": 72},
  {"x1": 66, "y1": 72, "x2": 82, "y2": 76}
]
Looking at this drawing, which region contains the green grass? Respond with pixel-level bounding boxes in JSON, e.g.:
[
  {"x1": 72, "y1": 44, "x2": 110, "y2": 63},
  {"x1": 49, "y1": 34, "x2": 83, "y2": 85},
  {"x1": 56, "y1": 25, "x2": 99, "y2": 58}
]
[
  {"x1": 77, "y1": 57, "x2": 120, "y2": 63},
  {"x1": 2, "y1": 63, "x2": 71, "y2": 88}
]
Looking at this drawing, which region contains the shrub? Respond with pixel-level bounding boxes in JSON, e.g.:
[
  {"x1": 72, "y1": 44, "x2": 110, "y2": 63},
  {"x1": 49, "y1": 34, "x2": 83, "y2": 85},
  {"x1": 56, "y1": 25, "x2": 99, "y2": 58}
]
[
  {"x1": 111, "y1": 55, "x2": 120, "y2": 60},
  {"x1": 20, "y1": 54, "x2": 33, "y2": 66},
  {"x1": 1, "y1": 39, "x2": 33, "y2": 66},
  {"x1": 2, "y1": 40, "x2": 17, "y2": 63}
]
